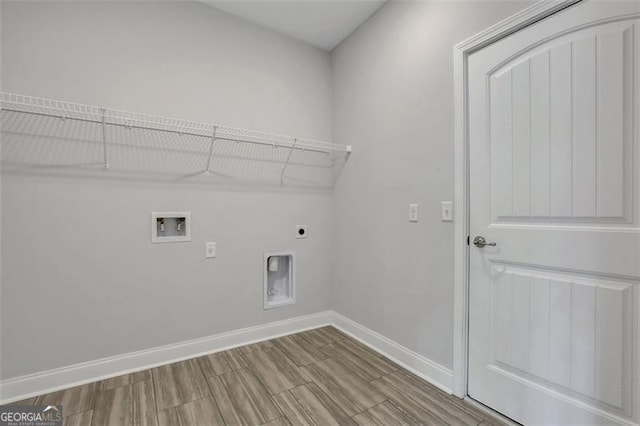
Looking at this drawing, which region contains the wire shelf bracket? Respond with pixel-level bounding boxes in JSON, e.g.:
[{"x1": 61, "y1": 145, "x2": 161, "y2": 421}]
[
  {"x1": 203, "y1": 126, "x2": 218, "y2": 176},
  {"x1": 280, "y1": 138, "x2": 297, "y2": 186},
  {"x1": 100, "y1": 108, "x2": 108, "y2": 169}
]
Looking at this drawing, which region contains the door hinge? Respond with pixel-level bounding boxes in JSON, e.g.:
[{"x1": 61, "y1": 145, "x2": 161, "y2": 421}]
[{"x1": 467, "y1": 235, "x2": 470, "y2": 246}]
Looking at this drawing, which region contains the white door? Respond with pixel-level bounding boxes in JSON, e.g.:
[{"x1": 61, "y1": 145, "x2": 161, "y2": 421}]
[{"x1": 468, "y1": 1, "x2": 640, "y2": 424}]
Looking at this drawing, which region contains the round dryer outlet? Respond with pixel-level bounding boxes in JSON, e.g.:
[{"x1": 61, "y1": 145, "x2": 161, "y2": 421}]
[{"x1": 296, "y1": 225, "x2": 307, "y2": 239}]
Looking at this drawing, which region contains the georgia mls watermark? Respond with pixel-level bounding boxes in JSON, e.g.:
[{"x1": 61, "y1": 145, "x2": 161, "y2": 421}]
[{"x1": 0, "y1": 406, "x2": 62, "y2": 426}]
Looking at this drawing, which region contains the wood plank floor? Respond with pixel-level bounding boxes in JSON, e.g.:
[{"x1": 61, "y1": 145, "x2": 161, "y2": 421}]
[{"x1": 5, "y1": 326, "x2": 503, "y2": 425}]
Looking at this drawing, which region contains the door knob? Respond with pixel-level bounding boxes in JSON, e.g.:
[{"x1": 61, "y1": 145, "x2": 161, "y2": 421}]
[{"x1": 473, "y1": 236, "x2": 496, "y2": 248}]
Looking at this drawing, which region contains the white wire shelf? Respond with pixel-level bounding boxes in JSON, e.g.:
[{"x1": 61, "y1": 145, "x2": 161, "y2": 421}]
[{"x1": 0, "y1": 92, "x2": 351, "y2": 188}]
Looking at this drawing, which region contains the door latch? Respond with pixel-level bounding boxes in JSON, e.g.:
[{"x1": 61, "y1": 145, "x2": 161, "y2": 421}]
[{"x1": 473, "y1": 236, "x2": 497, "y2": 248}]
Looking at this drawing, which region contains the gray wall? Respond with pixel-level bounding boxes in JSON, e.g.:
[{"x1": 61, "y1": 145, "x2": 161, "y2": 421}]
[
  {"x1": 1, "y1": 1, "x2": 332, "y2": 379},
  {"x1": 330, "y1": 0, "x2": 530, "y2": 369},
  {"x1": 1, "y1": 0, "x2": 534, "y2": 381}
]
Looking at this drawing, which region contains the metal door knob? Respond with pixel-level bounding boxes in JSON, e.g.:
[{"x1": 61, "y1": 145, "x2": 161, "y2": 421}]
[{"x1": 473, "y1": 236, "x2": 496, "y2": 248}]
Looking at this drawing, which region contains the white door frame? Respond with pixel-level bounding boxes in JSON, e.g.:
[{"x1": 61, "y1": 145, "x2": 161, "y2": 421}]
[{"x1": 451, "y1": 0, "x2": 583, "y2": 398}]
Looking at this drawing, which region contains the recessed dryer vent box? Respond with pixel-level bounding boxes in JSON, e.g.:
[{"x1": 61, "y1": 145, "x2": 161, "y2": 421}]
[
  {"x1": 151, "y1": 212, "x2": 191, "y2": 243},
  {"x1": 264, "y1": 251, "x2": 295, "y2": 309}
]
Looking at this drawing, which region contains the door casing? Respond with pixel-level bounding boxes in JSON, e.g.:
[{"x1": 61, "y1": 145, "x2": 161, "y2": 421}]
[{"x1": 451, "y1": 0, "x2": 583, "y2": 399}]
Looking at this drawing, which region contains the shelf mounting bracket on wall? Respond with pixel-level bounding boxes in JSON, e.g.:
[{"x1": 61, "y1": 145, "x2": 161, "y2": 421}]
[
  {"x1": 101, "y1": 108, "x2": 108, "y2": 169},
  {"x1": 280, "y1": 138, "x2": 297, "y2": 186},
  {"x1": 203, "y1": 126, "x2": 218, "y2": 176}
]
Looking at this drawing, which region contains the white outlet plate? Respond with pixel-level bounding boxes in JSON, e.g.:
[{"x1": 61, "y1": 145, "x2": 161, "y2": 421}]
[
  {"x1": 441, "y1": 201, "x2": 453, "y2": 221},
  {"x1": 409, "y1": 204, "x2": 419, "y2": 222}
]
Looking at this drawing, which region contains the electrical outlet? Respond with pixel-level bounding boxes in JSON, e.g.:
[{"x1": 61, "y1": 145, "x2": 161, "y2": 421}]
[
  {"x1": 409, "y1": 204, "x2": 419, "y2": 222},
  {"x1": 296, "y1": 225, "x2": 307, "y2": 239}
]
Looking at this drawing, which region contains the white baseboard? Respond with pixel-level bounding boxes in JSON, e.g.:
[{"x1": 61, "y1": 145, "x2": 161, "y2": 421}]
[
  {"x1": 0, "y1": 311, "x2": 333, "y2": 404},
  {"x1": 331, "y1": 312, "x2": 454, "y2": 394},
  {"x1": 0, "y1": 310, "x2": 453, "y2": 404}
]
